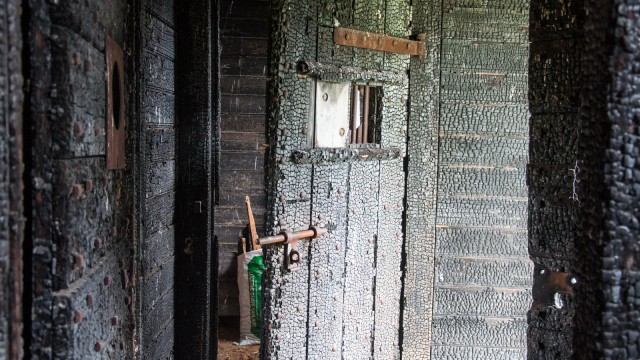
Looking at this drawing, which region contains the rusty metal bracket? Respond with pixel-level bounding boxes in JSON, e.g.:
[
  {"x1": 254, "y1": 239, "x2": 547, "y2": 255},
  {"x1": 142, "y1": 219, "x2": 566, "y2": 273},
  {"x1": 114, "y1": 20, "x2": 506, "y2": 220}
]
[
  {"x1": 333, "y1": 27, "x2": 426, "y2": 57},
  {"x1": 106, "y1": 36, "x2": 126, "y2": 169},
  {"x1": 258, "y1": 226, "x2": 328, "y2": 271}
]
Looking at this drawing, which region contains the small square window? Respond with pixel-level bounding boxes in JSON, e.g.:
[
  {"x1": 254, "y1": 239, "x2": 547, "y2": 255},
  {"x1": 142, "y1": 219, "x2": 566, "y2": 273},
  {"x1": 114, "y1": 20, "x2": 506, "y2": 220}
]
[{"x1": 312, "y1": 81, "x2": 382, "y2": 148}]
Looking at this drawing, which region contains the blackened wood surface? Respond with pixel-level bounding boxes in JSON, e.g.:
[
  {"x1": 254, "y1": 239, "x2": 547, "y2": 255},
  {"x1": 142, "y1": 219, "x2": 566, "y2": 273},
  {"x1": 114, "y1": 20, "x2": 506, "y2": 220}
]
[
  {"x1": 175, "y1": 0, "x2": 214, "y2": 358},
  {"x1": 405, "y1": 1, "x2": 531, "y2": 358},
  {"x1": 216, "y1": 0, "x2": 270, "y2": 316},
  {"x1": 596, "y1": 1, "x2": 640, "y2": 358},
  {"x1": 263, "y1": 0, "x2": 409, "y2": 358},
  {"x1": 138, "y1": 1, "x2": 177, "y2": 357},
  {"x1": 25, "y1": 1, "x2": 54, "y2": 357},
  {"x1": 0, "y1": 0, "x2": 23, "y2": 358},
  {"x1": 527, "y1": 1, "x2": 586, "y2": 358},
  {"x1": 25, "y1": 0, "x2": 136, "y2": 358}
]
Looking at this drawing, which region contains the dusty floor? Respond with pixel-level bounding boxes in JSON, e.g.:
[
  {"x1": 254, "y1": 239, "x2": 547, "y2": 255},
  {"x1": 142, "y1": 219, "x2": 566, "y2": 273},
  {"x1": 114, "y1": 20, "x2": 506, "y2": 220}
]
[{"x1": 217, "y1": 320, "x2": 260, "y2": 360}]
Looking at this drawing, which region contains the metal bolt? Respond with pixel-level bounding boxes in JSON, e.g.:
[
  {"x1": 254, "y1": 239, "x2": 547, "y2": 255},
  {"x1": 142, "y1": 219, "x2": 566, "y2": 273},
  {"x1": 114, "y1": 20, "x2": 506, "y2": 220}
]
[
  {"x1": 86, "y1": 294, "x2": 94, "y2": 307},
  {"x1": 322, "y1": 93, "x2": 329, "y2": 101},
  {"x1": 279, "y1": 195, "x2": 286, "y2": 203},
  {"x1": 339, "y1": 128, "x2": 345, "y2": 136},
  {"x1": 85, "y1": 179, "x2": 93, "y2": 192},
  {"x1": 104, "y1": 275, "x2": 113, "y2": 286},
  {"x1": 111, "y1": 316, "x2": 119, "y2": 326}
]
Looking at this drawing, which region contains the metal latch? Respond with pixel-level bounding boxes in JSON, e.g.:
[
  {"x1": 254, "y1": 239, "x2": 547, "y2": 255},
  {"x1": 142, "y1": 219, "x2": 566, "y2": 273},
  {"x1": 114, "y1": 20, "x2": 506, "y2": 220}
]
[{"x1": 257, "y1": 226, "x2": 328, "y2": 271}]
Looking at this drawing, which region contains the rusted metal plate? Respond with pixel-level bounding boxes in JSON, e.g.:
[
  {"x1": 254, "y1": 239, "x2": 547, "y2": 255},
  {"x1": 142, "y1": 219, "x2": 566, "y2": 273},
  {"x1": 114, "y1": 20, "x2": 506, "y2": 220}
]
[
  {"x1": 333, "y1": 27, "x2": 426, "y2": 57},
  {"x1": 106, "y1": 36, "x2": 126, "y2": 169}
]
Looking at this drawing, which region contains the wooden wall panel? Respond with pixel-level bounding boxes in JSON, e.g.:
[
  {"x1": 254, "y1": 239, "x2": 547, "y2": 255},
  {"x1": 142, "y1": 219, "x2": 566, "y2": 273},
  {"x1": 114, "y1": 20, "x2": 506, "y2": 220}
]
[
  {"x1": 216, "y1": 0, "x2": 270, "y2": 316},
  {"x1": 25, "y1": 0, "x2": 136, "y2": 357},
  {"x1": 405, "y1": 1, "x2": 530, "y2": 358}
]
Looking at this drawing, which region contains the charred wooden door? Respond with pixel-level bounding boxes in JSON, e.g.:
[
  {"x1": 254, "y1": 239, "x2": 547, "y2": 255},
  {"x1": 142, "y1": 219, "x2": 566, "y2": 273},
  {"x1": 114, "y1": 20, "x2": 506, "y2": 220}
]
[{"x1": 263, "y1": 0, "x2": 411, "y2": 358}]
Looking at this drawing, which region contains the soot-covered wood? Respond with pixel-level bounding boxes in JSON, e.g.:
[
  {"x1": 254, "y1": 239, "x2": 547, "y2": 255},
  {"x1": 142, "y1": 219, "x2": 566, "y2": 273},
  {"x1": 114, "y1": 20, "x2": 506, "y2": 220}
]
[
  {"x1": 264, "y1": 0, "x2": 409, "y2": 359},
  {"x1": 138, "y1": 0, "x2": 177, "y2": 357},
  {"x1": 175, "y1": 0, "x2": 215, "y2": 358},
  {"x1": 25, "y1": 0, "x2": 136, "y2": 358},
  {"x1": 0, "y1": 0, "x2": 23, "y2": 358},
  {"x1": 405, "y1": 0, "x2": 531, "y2": 358}
]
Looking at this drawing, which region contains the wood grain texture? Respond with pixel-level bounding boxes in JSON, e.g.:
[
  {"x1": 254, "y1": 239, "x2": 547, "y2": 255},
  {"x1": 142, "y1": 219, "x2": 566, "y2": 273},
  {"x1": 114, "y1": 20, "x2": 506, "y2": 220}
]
[{"x1": 216, "y1": 0, "x2": 270, "y2": 315}]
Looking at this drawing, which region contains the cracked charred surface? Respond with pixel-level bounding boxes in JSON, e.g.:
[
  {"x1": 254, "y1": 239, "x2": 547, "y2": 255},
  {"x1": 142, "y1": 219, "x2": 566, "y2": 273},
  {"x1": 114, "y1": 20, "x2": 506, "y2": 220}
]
[
  {"x1": 404, "y1": 1, "x2": 531, "y2": 359},
  {"x1": 262, "y1": 0, "x2": 409, "y2": 358},
  {"x1": 0, "y1": 0, "x2": 24, "y2": 358},
  {"x1": 26, "y1": 0, "x2": 136, "y2": 358}
]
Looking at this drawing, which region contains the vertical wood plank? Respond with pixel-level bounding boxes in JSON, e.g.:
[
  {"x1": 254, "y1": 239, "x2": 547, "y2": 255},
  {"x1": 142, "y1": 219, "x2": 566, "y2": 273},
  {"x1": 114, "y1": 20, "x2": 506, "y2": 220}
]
[
  {"x1": 263, "y1": 1, "x2": 318, "y2": 357},
  {"x1": 402, "y1": 0, "x2": 443, "y2": 358},
  {"x1": 175, "y1": 0, "x2": 213, "y2": 357},
  {"x1": 306, "y1": 163, "x2": 349, "y2": 359},
  {"x1": 341, "y1": 162, "x2": 379, "y2": 359}
]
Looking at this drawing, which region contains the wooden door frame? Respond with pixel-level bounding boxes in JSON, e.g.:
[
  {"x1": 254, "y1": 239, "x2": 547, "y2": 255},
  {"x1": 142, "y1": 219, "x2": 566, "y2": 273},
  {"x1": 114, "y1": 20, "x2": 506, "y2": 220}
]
[{"x1": 174, "y1": 0, "x2": 219, "y2": 358}]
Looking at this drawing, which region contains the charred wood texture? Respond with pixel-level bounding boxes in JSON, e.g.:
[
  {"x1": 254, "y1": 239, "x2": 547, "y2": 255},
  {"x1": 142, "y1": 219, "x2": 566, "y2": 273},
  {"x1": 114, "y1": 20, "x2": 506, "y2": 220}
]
[
  {"x1": 137, "y1": 0, "x2": 177, "y2": 357},
  {"x1": 404, "y1": 1, "x2": 531, "y2": 358},
  {"x1": 25, "y1": 0, "x2": 136, "y2": 358},
  {"x1": 175, "y1": 0, "x2": 216, "y2": 358},
  {"x1": 0, "y1": 0, "x2": 24, "y2": 359}
]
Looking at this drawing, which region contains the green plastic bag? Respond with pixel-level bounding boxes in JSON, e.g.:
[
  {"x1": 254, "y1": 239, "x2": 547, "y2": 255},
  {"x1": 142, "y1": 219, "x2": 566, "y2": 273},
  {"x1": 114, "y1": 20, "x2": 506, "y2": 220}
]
[
  {"x1": 247, "y1": 254, "x2": 265, "y2": 337},
  {"x1": 237, "y1": 250, "x2": 265, "y2": 345}
]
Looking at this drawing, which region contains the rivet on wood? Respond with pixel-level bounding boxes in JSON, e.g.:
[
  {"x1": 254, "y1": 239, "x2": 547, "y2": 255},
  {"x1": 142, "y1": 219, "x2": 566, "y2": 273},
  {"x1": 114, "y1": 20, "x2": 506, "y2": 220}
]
[
  {"x1": 85, "y1": 179, "x2": 93, "y2": 192},
  {"x1": 73, "y1": 52, "x2": 81, "y2": 66},
  {"x1": 276, "y1": 334, "x2": 282, "y2": 341},
  {"x1": 73, "y1": 122, "x2": 85, "y2": 137},
  {"x1": 315, "y1": 269, "x2": 321, "y2": 276},
  {"x1": 103, "y1": 275, "x2": 113, "y2": 286},
  {"x1": 111, "y1": 316, "x2": 119, "y2": 326},
  {"x1": 297, "y1": 305, "x2": 302, "y2": 313},
  {"x1": 73, "y1": 253, "x2": 85, "y2": 269},
  {"x1": 279, "y1": 195, "x2": 286, "y2": 203},
  {"x1": 72, "y1": 184, "x2": 84, "y2": 199},
  {"x1": 94, "y1": 341, "x2": 104, "y2": 352},
  {"x1": 94, "y1": 237, "x2": 102, "y2": 249},
  {"x1": 73, "y1": 310, "x2": 84, "y2": 324},
  {"x1": 86, "y1": 294, "x2": 94, "y2": 307}
]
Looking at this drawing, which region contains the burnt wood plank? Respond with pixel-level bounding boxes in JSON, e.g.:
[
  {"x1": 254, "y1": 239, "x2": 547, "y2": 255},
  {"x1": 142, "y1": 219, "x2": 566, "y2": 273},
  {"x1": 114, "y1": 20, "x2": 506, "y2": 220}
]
[
  {"x1": 0, "y1": 0, "x2": 23, "y2": 358},
  {"x1": 175, "y1": 0, "x2": 215, "y2": 357},
  {"x1": 306, "y1": 164, "x2": 349, "y2": 358},
  {"x1": 402, "y1": 1, "x2": 443, "y2": 357}
]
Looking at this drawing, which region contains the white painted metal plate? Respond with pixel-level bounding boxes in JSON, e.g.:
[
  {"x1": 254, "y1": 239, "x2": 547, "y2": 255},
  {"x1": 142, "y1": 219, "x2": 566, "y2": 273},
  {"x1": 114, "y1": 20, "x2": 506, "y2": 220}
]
[{"x1": 314, "y1": 80, "x2": 350, "y2": 148}]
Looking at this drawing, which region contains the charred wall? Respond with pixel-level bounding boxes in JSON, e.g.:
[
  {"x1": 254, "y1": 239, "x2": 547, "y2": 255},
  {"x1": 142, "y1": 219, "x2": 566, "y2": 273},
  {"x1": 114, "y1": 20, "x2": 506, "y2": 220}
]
[
  {"x1": 216, "y1": 0, "x2": 269, "y2": 317},
  {"x1": 529, "y1": 0, "x2": 640, "y2": 358},
  {"x1": 598, "y1": 0, "x2": 640, "y2": 356},
  {"x1": 0, "y1": 0, "x2": 23, "y2": 359},
  {"x1": 138, "y1": 0, "x2": 177, "y2": 358},
  {"x1": 26, "y1": 0, "x2": 137, "y2": 357},
  {"x1": 404, "y1": 0, "x2": 531, "y2": 358},
  {"x1": 527, "y1": 0, "x2": 586, "y2": 356}
]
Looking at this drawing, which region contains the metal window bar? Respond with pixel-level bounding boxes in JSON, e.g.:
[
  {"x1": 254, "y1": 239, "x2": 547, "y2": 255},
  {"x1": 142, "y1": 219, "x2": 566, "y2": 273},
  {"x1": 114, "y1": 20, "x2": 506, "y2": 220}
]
[{"x1": 351, "y1": 85, "x2": 373, "y2": 144}]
